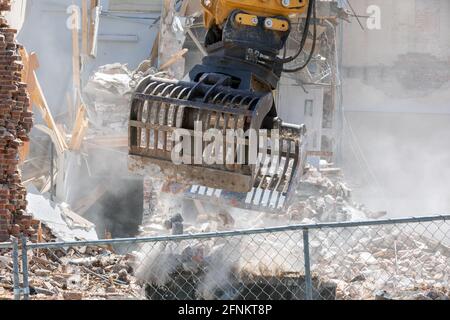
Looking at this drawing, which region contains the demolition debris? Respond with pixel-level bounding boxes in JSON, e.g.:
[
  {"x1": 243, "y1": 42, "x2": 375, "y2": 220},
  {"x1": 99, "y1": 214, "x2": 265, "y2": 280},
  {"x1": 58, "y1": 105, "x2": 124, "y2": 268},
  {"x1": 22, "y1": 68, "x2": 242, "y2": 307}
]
[{"x1": 0, "y1": 245, "x2": 142, "y2": 300}]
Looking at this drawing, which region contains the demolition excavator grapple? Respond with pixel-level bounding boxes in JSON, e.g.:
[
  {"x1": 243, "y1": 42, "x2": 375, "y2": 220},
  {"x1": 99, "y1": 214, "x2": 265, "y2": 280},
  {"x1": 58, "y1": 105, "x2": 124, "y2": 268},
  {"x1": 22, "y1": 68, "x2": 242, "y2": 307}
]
[{"x1": 129, "y1": 0, "x2": 317, "y2": 212}]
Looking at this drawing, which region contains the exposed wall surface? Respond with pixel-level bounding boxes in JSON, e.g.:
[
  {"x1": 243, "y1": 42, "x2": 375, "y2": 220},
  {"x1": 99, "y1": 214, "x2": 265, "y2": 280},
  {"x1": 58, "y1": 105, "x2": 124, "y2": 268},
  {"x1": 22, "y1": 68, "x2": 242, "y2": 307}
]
[
  {"x1": 342, "y1": 0, "x2": 450, "y2": 67},
  {"x1": 277, "y1": 79, "x2": 324, "y2": 152},
  {"x1": 4, "y1": 0, "x2": 27, "y2": 31},
  {"x1": 341, "y1": 0, "x2": 450, "y2": 113},
  {"x1": 340, "y1": 0, "x2": 450, "y2": 217},
  {"x1": 17, "y1": 0, "x2": 160, "y2": 117}
]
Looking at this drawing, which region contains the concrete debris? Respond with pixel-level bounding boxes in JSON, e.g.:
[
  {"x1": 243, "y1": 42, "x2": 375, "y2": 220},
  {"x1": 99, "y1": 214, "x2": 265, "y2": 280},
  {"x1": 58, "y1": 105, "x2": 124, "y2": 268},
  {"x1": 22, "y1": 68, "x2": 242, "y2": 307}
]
[
  {"x1": 83, "y1": 64, "x2": 134, "y2": 135},
  {"x1": 0, "y1": 245, "x2": 143, "y2": 300},
  {"x1": 309, "y1": 227, "x2": 450, "y2": 300},
  {"x1": 135, "y1": 166, "x2": 449, "y2": 300},
  {"x1": 140, "y1": 166, "x2": 378, "y2": 239},
  {"x1": 286, "y1": 166, "x2": 381, "y2": 223},
  {"x1": 26, "y1": 185, "x2": 98, "y2": 242},
  {"x1": 163, "y1": 213, "x2": 184, "y2": 235},
  {"x1": 82, "y1": 63, "x2": 168, "y2": 136}
]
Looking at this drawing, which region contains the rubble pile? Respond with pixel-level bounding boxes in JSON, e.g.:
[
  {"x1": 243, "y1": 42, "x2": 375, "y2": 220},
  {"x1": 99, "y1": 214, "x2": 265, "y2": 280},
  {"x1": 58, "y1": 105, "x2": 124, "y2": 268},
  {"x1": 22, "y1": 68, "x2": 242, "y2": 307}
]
[
  {"x1": 83, "y1": 64, "x2": 135, "y2": 135},
  {"x1": 82, "y1": 63, "x2": 167, "y2": 136},
  {"x1": 135, "y1": 168, "x2": 449, "y2": 300},
  {"x1": 139, "y1": 166, "x2": 378, "y2": 237},
  {"x1": 287, "y1": 166, "x2": 386, "y2": 223},
  {"x1": 133, "y1": 225, "x2": 450, "y2": 300},
  {"x1": 0, "y1": 245, "x2": 144, "y2": 300},
  {"x1": 0, "y1": 248, "x2": 13, "y2": 299},
  {"x1": 0, "y1": 4, "x2": 34, "y2": 242},
  {"x1": 309, "y1": 226, "x2": 450, "y2": 300}
]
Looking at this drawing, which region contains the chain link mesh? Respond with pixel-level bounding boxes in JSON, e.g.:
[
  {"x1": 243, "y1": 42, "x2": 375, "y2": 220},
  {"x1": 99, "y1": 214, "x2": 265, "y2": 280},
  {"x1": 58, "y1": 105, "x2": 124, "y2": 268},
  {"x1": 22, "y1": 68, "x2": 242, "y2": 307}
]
[
  {"x1": 5, "y1": 217, "x2": 450, "y2": 300},
  {"x1": 309, "y1": 221, "x2": 450, "y2": 300}
]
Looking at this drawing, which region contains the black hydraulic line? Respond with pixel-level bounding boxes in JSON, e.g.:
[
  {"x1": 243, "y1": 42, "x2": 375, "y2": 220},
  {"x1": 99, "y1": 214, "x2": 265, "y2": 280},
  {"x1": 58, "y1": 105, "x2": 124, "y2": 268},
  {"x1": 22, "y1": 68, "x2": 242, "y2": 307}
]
[
  {"x1": 282, "y1": 0, "x2": 317, "y2": 73},
  {"x1": 277, "y1": 0, "x2": 315, "y2": 64}
]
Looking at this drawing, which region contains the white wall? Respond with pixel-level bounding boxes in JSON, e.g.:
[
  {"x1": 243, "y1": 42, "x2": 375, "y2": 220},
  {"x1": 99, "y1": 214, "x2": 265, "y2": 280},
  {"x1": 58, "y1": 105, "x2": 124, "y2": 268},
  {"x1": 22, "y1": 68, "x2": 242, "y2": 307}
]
[
  {"x1": 277, "y1": 78, "x2": 324, "y2": 151},
  {"x1": 340, "y1": 0, "x2": 450, "y2": 217},
  {"x1": 17, "y1": 0, "x2": 160, "y2": 117},
  {"x1": 342, "y1": 0, "x2": 450, "y2": 67},
  {"x1": 341, "y1": 0, "x2": 450, "y2": 114},
  {"x1": 5, "y1": 0, "x2": 27, "y2": 31}
]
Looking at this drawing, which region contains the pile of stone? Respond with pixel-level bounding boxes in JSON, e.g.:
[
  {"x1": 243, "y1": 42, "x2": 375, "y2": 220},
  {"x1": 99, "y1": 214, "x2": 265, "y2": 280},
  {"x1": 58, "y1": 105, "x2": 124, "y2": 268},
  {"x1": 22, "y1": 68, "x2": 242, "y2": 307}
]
[
  {"x1": 286, "y1": 166, "x2": 386, "y2": 224},
  {"x1": 82, "y1": 64, "x2": 135, "y2": 136},
  {"x1": 82, "y1": 63, "x2": 167, "y2": 136},
  {"x1": 137, "y1": 168, "x2": 449, "y2": 300},
  {"x1": 309, "y1": 224, "x2": 450, "y2": 300},
  {"x1": 0, "y1": 245, "x2": 143, "y2": 300},
  {"x1": 139, "y1": 166, "x2": 379, "y2": 238},
  {"x1": 0, "y1": 3, "x2": 34, "y2": 242}
]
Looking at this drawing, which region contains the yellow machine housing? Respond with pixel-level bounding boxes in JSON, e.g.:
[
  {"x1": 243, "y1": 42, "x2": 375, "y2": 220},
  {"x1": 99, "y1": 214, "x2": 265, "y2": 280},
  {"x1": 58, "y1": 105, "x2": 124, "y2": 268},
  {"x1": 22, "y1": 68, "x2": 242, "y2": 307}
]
[{"x1": 202, "y1": 0, "x2": 309, "y2": 28}]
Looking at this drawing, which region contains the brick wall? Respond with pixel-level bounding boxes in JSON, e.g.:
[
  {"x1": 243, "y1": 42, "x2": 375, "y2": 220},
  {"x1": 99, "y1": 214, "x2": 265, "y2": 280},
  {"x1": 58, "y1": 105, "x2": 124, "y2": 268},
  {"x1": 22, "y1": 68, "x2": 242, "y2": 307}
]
[{"x1": 0, "y1": 1, "x2": 34, "y2": 242}]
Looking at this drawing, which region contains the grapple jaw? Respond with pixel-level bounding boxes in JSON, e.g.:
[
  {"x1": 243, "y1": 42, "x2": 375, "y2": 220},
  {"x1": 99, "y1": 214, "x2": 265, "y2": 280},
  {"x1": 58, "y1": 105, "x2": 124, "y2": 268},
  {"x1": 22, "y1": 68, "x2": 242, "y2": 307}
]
[{"x1": 129, "y1": 75, "x2": 307, "y2": 211}]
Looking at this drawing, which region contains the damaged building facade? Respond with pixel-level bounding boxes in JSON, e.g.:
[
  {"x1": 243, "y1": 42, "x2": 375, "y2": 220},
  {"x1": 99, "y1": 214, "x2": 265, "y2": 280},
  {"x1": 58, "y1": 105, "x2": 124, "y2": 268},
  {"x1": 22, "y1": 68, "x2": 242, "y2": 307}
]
[
  {"x1": 0, "y1": 0, "x2": 449, "y2": 302},
  {"x1": 2, "y1": 0, "x2": 450, "y2": 237},
  {"x1": 0, "y1": 0, "x2": 34, "y2": 242}
]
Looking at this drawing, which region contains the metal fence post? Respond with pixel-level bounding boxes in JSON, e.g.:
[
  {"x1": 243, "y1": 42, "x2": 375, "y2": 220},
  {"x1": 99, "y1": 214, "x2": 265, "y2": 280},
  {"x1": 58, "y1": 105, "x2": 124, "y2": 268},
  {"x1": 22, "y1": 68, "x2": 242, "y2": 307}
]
[
  {"x1": 21, "y1": 236, "x2": 30, "y2": 300},
  {"x1": 12, "y1": 237, "x2": 21, "y2": 300},
  {"x1": 303, "y1": 229, "x2": 313, "y2": 300}
]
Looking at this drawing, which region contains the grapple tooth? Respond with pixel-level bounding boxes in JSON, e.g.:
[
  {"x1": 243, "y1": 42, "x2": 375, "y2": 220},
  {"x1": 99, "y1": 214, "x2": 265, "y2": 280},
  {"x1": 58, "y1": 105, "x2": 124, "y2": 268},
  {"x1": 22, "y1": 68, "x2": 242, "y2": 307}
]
[{"x1": 129, "y1": 75, "x2": 306, "y2": 208}]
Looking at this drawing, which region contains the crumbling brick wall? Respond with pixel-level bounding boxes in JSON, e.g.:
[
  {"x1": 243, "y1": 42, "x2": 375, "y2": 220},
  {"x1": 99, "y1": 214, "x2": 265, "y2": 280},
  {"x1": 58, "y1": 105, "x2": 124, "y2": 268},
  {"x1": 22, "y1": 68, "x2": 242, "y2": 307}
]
[{"x1": 0, "y1": 1, "x2": 34, "y2": 242}]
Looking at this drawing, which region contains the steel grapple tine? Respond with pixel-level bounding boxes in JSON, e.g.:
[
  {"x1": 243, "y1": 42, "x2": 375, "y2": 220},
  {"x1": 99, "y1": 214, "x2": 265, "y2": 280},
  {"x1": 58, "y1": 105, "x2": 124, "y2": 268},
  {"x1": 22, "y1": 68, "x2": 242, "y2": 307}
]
[{"x1": 129, "y1": 75, "x2": 306, "y2": 199}]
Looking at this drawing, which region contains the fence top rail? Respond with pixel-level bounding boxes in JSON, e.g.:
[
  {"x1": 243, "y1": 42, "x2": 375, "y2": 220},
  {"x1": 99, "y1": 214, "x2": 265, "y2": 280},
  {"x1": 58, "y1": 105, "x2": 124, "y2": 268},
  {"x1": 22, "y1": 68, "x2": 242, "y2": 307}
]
[
  {"x1": 0, "y1": 242, "x2": 13, "y2": 249},
  {"x1": 26, "y1": 214, "x2": 450, "y2": 249}
]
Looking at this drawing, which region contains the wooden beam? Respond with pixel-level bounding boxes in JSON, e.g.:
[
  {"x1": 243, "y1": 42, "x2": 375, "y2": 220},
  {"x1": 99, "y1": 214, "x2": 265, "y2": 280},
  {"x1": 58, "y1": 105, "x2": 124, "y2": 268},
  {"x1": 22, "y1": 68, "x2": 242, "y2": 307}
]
[
  {"x1": 30, "y1": 79, "x2": 67, "y2": 154},
  {"x1": 71, "y1": 6, "x2": 81, "y2": 93},
  {"x1": 69, "y1": 104, "x2": 89, "y2": 151},
  {"x1": 22, "y1": 51, "x2": 67, "y2": 155},
  {"x1": 160, "y1": 48, "x2": 188, "y2": 71},
  {"x1": 81, "y1": 0, "x2": 89, "y2": 56},
  {"x1": 89, "y1": 1, "x2": 100, "y2": 58}
]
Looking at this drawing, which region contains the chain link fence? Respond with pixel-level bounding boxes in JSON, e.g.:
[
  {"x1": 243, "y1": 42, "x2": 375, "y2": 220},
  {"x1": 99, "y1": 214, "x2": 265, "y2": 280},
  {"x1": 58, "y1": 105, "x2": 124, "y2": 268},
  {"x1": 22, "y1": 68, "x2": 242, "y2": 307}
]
[
  {"x1": 2, "y1": 215, "x2": 450, "y2": 300},
  {"x1": 0, "y1": 238, "x2": 24, "y2": 300}
]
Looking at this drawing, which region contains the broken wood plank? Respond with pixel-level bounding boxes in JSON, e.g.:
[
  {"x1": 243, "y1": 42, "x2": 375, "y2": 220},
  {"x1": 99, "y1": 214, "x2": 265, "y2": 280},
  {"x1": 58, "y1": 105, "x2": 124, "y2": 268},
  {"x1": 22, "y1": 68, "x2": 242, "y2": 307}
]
[
  {"x1": 69, "y1": 104, "x2": 89, "y2": 151},
  {"x1": 70, "y1": 6, "x2": 81, "y2": 92},
  {"x1": 160, "y1": 48, "x2": 189, "y2": 71},
  {"x1": 89, "y1": 1, "x2": 100, "y2": 58},
  {"x1": 22, "y1": 50, "x2": 67, "y2": 154},
  {"x1": 81, "y1": 0, "x2": 89, "y2": 56}
]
